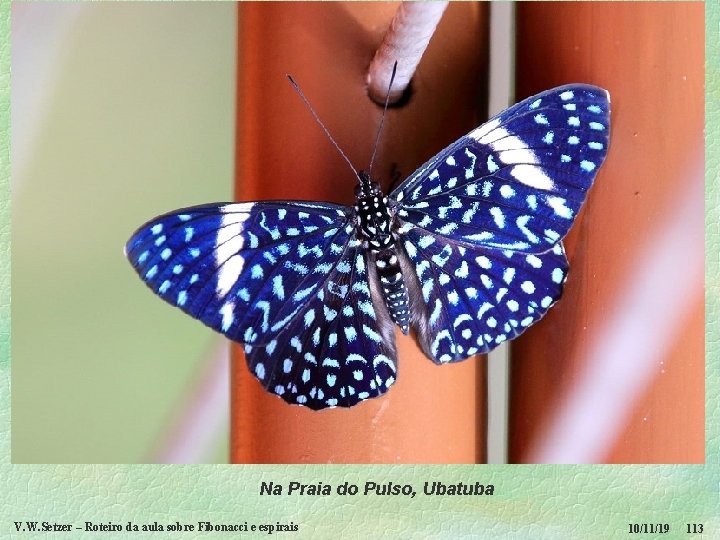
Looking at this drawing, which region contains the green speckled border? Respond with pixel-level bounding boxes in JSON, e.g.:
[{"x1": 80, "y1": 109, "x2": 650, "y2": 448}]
[
  {"x1": 1, "y1": 2, "x2": 717, "y2": 538},
  {"x1": 1, "y1": 0, "x2": 11, "y2": 466},
  {"x1": 706, "y1": 0, "x2": 719, "y2": 467}
]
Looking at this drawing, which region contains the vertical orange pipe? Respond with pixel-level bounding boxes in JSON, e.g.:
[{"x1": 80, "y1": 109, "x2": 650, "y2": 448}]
[
  {"x1": 510, "y1": 2, "x2": 704, "y2": 463},
  {"x1": 231, "y1": 2, "x2": 489, "y2": 463}
]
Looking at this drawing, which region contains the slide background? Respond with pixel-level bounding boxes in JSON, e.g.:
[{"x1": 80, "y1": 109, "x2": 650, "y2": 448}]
[{"x1": 2, "y1": 1, "x2": 717, "y2": 537}]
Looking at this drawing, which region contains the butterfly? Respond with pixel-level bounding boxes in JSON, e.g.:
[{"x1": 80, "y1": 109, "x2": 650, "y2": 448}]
[{"x1": 126, "y1": 84, "x2": 610, "y2": 410}]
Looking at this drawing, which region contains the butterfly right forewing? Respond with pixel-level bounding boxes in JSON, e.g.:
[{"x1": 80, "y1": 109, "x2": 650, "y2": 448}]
[{"x1": 391, "y1": 84, "x2": 610, "y2": 253}]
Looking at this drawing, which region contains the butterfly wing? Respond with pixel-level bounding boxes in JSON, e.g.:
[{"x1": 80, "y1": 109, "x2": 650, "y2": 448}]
[
  {"x1": 399, "y1": 228, "x2": 568, "y2": 363},
  {"x1": 244, "y1": 246, "x2": 398, "y2": 409},
  {"x1": 391, "y1": 84, "x2": 610, "y2": 252},
  {"x1": 126, "y1": 200, "x2": 398, "y2": 409},
  {"x1": 126, "y1": 200, "x2": 360, "y2": 348},
  {"x1": 391, "y1": 85, "x2": 610, "y2": 362}
]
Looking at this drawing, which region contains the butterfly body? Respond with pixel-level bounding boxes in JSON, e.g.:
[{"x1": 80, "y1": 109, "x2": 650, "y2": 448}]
[
  {"x1": 127, "y1": 84, "x2": 610, "y2": 410},
  {"x1": 354, "y1": 172, "x2": 411, "y2": 334}
]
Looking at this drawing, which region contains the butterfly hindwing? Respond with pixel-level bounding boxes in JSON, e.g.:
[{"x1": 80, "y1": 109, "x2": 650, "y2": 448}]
[
  {"x1": 400, "y1": 228, "x2": 568, "y2": 363},
  {"x1": 391, "y1": 84, "x2": 610, "y2": 253},
  {"x1": 125, "y1": 201, "x2": 355, "y2": 348},
  {"x1": 242, "y1": 246, "x2": 398, "y2": 409}
]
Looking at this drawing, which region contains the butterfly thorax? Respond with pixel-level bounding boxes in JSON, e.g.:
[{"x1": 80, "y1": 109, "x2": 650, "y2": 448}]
[{"x1": 354, "y1": 172, "x2": 410, "y2": 334}]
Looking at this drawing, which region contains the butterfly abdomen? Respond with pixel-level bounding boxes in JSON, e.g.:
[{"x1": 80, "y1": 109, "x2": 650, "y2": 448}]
[{"x1": 374, "y1": 248, "x2": 411, "y2": 334}]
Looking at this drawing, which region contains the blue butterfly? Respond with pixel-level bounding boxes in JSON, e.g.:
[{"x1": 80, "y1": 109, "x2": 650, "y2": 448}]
[{"x1": 126, "y1": 84, "x2": 610, "y2": 410}]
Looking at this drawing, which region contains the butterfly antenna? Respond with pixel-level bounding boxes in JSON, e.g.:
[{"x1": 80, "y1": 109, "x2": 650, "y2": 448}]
[
  {"x1": 367, "y1": 61, "x2": 398, "y2": 177},
  {"x1": 287, "y1": 75, "x2": 361, "y2": 181}
]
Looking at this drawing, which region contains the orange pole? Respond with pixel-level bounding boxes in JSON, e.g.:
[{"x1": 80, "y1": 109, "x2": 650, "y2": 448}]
[
  {"x1": 231, "y1": 2, "x2": 488, "y2": 463},
  {"x1": 509, "y1": 2, "x2": 704, "y2": 463}
]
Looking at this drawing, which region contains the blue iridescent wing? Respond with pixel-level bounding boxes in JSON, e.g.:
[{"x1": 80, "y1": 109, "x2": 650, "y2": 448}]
[
  {"x1": 399, "y1": 228, "x2": 568, "y2": 363},
  {"x1": 126, "y1": 201, "x2": 358, "y2": 347},
  {"x1": 392, "y1": 84, "x2": 610, "y2": 362},
  {"x1": 244, "y1": 246, "x2": 397, "y2": 409},
  {"x1": 126, "y1": 200, "x2": 397, "y2": 409},
  {"x1": 391, "y1": 84, "x2": 610, "y2": 252}
]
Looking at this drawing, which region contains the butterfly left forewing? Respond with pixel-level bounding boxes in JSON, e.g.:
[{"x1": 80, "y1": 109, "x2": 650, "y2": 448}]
[{"x1": 125, "y1": 201, "x2": 354, "y2": 348}]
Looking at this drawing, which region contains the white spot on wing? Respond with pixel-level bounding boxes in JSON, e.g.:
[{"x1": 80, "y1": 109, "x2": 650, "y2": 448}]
[
  {"x1": 517, "y1": 215, "x2": 539, "y2": 244},
  {"x1": 546, "y1": 196, "x2": 574, "y2": 219},
  {"x1": 487, "y1": 155, "x2": 499, "y2": 172},
  {"x1": 580, "y1": 160, "x2": 596, "y2": 172},
  {"x1": 499, "y1": 185, "x2": 515, "y2": 198},
  {"x1": 429, "y1": 299, "x2": 443, "y2": 325},
  {"x1": 216, "y1": 206, "x2": 252, "y2": 297},
  {"x1": 218, "y1": 255, "x2": 244, "y2": 297},
  {"x1": 468, "y1": 118, "x2": 501, "y2": 142},
  {"x1": 490, "y1": 207, "x2": 505, "y2": 228},
  {"x1": 510, "y1": 164, "x2": 554, "y2": 190},
  {"x1": 521, "y1": 281, "x2": 536, "y2": 294},
  {"x1": 273, "y1": 275, "x2": 285, "y2": 300},
  {"x1": 220, "y1": 302, "x2": 235, "y2": 332},
  {"x1": 526, "y1": 255, "x2": 542, "y2": 268},
  {"x1": 476, "y1": 256, "x2": 491, "y2": 269},
  {"x1": 498, "y1": 148, "x2": 536, "y2": 165}
]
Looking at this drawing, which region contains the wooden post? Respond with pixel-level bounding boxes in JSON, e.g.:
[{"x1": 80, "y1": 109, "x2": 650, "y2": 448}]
[
  {"x1": 509, "y1": 2, "x2": 704, "y2": 463},
  {"x1": 231, "y1": 2, "x2": 488, "y2": 463}
]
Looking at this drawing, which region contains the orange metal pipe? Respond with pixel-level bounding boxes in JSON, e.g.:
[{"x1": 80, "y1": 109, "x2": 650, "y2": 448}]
[
  {"x1": 231, "y1": 2, "x2": 488, "y2": 463},
  {"x1": 509, "y1": 2, "x2": 704, "y2": 463}
]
